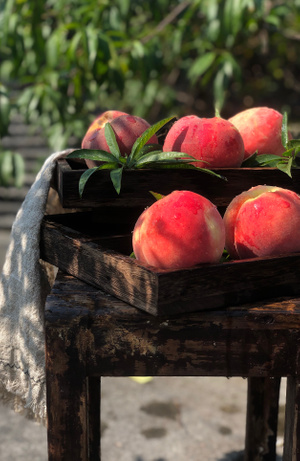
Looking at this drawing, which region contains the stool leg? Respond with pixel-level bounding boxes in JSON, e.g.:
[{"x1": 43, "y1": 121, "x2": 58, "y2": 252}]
[
  {"x1": 87, "y1": 377, "x2": 101, "y2": 460},
  {"x1": 283, "y1": 376, "x2": 300, "y2": 461},
  {"x1": 244, "y1": 377, "x2": 281, "y2": 461},
  {"x1": 46, "y1": 330, "x2": 90, "y2": 460}
]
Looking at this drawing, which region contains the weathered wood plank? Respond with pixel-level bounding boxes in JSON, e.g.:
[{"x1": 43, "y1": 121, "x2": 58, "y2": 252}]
[
  {"x1": 54, "y1": 159, "x2": 300, "y2": 208},
  {"x1": 45, "y1": 272, "x2": 300, "y2": 460},
  {"x1": 40, "y1": 212, "x2": 300, "y2": 316},
  {"x1": 45, "y1": 272, "x2": 300, "y2": 378}
]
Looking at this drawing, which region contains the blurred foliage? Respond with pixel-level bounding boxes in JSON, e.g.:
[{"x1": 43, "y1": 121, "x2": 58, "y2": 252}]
[
  {"x1": 0, "y1": 150, "x2": 25, "y2": 187},
  {"x1": 1, "y1": 0, "x2": 300, "y2": 164}
]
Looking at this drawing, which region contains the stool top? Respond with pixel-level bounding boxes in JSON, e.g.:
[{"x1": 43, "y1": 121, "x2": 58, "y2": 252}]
[{"x1": 45, "y1": 271, "x2": 300, "y2": 378}]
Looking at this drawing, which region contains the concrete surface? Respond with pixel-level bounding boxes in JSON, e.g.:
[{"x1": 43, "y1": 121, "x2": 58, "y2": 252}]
[{"x1": 0, "y1": 228, "x2": 286, "y2": 460}]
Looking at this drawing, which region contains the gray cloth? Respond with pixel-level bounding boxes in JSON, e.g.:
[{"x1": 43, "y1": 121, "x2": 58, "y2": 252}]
[{"x1": 0, "y1": 151, "x2": 68, "y2": 424}]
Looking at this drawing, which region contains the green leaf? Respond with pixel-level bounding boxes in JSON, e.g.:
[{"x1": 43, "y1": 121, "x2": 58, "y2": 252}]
[
  {"x1": 244, "y1": 153, "x2": 282, "y2": 167},
  {"x1": 287, "y1": 139, "x2": 300, "y2": 149},
  {"x1": 131, "y1": 143, "x2": 162, "y2": 159},
  {"x1": 256, "y1": 154, "x2": 283, "y2": 164},
  {"x1": 241, "y1": 152, "x2": 259, "y2": 167},
  {"x1": 129, "y1": 116, "x2": 176, "y2": 165},
  {"x1": 67, "y1": 149, "x2": 120, "y2": 163},
  {"x1": 140, "y1": 162, "x2": 226, "y2": 181},
  {"x1": 277, "y1": 158, "x2": 293, "y2": 178},
  {"x1": 213, "y1": 66, "x2": 226, "y2": 113},
  {"x1": 11, "y1": 152, "x2": 25, "y2": 188},
  {"x1": 0, "y1": 151, "x2": 13, "y2": 186},
  {"x1": 78, "y1": 167, "x2": 98, "y2": 198},
  {"x1": 281, "y1": 111, "x2": 289, "y2": 149},
  {"x1": 0, "y1": 150, "x2": 24, "y2": 187},
  {"x1": 78, "y1": 162, "x2": 120, "y2": 197},
  {"x1": 110, "y1": 167, "x2": 123, "y2": 194},
  {"x1": 215, "y1": 107, "x2": 221, "y2": 118},
  {"x1": 104, "y1": 122, "x2": 121, "y2": 159},
  {"x1": 220, "y1": 248, "x2": 232, "y2": 262},
  {"x1": 281, "y1": 147, "x2": 295, "y2": 158},
  {"x1": 149, "y1": 191, "x2": 165, "y2": 201},
  {"x1": 188, "y1": 52, "x2": 216, "y2": 83},
  {"x1": 223, "y1": 0, "x2": 245, "y2": 43},
  {"x1": 134, "y1": 150, "x2": 197, "y2": 167},
  {"x1": 0, "y1": 85, "x2": 10, "y2": 137},
  {"x1": 86, "y1": 25, "x2": 98, "y2": 68}
]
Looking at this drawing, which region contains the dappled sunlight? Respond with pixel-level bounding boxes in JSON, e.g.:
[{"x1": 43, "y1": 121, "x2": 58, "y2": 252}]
[{"x1": 0, "y1": 151, "x2": 68, "y2": 423}]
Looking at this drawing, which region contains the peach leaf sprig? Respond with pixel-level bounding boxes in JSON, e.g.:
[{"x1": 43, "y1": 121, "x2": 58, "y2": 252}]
[
  {"x1": 67, "y1": 116, "x2": 225, "y2": 196},
  {"x1": 242, "y1": 112, "x2": 300, "y2": 177}
]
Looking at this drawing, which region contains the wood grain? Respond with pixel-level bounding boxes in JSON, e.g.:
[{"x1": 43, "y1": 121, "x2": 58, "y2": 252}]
[
  {"x1": 45, "y1": 271, "x2": 300, "y2": 460},
  {"x1": 54, "y1": 159, "x2": 300, "y2": 208},
  {"x1": 40, "y1": 212, "x2": 300, "y2": 316}
]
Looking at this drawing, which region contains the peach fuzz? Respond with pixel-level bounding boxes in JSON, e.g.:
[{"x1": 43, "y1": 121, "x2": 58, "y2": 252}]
[
  {"x1": 162, "y1": 115, "x2": 244, "y2": 168},
  {"x1": 82, "y1": 113, "x2": 158, "y2": 168},
  {"x1": 228, "y1": 107, "x2": 292, "y2": 160},
  {"x1": 223, "y1": 185, "x2": 300, "y2": 260},
  {"x1": 132, "y1": 190, "x2": 225, "y2": 270}
]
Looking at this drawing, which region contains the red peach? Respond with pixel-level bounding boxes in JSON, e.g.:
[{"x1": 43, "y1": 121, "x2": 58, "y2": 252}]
[
  {"x1": 82, "y1": 110, "x2": 127, "y2": 168},
  {"x1": 82, "y1": 113, "x2": 158, "y2": 168},
  {"x1": 228, "y1": 107, "x2": 292, "y2": 160},
  {"x1": 82, "y1": 110, "x2": 128, "y2": 150},
  {"x1": 223, "y1": 185, "x2": 300, "y2": 259},
  {"x1": 132, "y1": 190, "x2": 225, "y2": 270},
  {"x1": 162, "y1": 115, "x2": 244, "y2": 168}
]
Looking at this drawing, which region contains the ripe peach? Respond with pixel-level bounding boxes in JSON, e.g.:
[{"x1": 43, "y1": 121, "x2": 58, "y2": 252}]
[
  {"x1": 82, "y1": 113, "x2": 158, "y2": 168},
  {"x1": 228, "y1": 107, "x2": 292, "y2": 160},
  {"x1": 82, "y1": 110, "x2": 128, "y2": 150},
  {"x1": 223, "y1": 185, "x2": 300, "y2": 259},
  {"x1": 132, "y1": 190, "x2": 225, "y2": 270},
  {"x1": 162, "y1": 115, "x2": 244, "y2": 168}
]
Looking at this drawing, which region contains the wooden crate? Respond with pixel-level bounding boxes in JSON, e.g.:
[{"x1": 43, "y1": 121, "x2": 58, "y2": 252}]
[
  {"x1": 54, "y1": 158, "x2": 300, "y2": 209},
  {"x1": 40, "y1": 211, "x2": 300, "y2": 316}
]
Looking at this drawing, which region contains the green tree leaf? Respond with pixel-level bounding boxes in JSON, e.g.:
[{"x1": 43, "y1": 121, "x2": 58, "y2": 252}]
[
  {"x1": 0, "y1": 150, "x2": 24, "y2": 187},
  {"x1": 134, "y1": 150, "x2": 197, "y2": 167},
  {"x1": 0, "y1": 85, "x2": 10, "y2": 137},
  {"x1": 149, "y1": 191, "x2": 165, "y2": 201},
  {"x1": 110, "y1": 167, "x2": 123, "y2": 194},
  {"x1": 68, "y1": 149, "x2": 120, "y2": 163},
  {"x1": 281, "y1": 111, "x2": 289, "y2": 149},
  {"x1": 129, "y1": 116, "x2": 176, "y2": 165},
  {"x1": 104, "y1": 123, "x2": 121, "y2": 159},
  {"x1": 276, "y1": 157, "x2": 293, "y2": 178},
  {"x1": 188, "y1": 52, "x2": 216, "y2": 83},
  {"x1": 78, "y1": 167, "x2": 98, "y2": 198}
]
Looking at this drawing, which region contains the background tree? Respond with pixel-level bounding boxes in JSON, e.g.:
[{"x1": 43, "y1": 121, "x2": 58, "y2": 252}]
[{"x1": 1, "y1": 0, "x2": 300, "y2": 185}]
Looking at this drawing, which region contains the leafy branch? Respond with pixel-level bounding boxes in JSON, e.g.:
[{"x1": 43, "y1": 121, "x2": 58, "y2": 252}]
[
  {"x1": 67, "y1": 116, "x2": 225, "y2": 196},
  {"x1": 241, "y1": 112, "x2": 300, "y2": 177}
]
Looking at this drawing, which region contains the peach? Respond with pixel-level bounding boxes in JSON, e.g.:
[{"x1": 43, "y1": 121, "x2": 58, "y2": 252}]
[
  {"x1": 132, "y1": 190, "x2": 225, "y2": 270},
  {"x1": 228, "y1": 107, "x2": 292, "y2": 160},
  {"x1": 82, "y1": 110, "x2": 128, "y2": 150},
  {"x1": 82, "y1": 110, "x2": 127, "y2": 168},
  {"x1": 82, "y1": 113, "x2": 159, "y2": 168},
  {"x1": 223, "y1": 185, "x2": 300, "y2": 259},
  {"x1": 162, "y1": 115, "x2": 244, "y2": 168}
]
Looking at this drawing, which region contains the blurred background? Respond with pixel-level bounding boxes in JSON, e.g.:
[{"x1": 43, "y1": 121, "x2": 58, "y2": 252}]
[{"x1": 1, "y1": 0, "x2": 300, "y2": 193}]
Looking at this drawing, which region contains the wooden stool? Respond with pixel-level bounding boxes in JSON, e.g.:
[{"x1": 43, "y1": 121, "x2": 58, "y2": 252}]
[{"x1": 45, "y1": 271, "x2": 300, "y2": 461}]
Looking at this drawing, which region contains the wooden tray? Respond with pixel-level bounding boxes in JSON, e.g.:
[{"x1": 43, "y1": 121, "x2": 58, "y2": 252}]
[
  {"x1": 40, "y1": 211, "x2": 300, "y2": 316},
  {"x1": 54, "y1": 158, "x2": 300, "y2": 209}
]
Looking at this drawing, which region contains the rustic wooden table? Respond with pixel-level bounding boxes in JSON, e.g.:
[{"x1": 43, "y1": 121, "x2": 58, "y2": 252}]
[{"x1": 45, "y1": 271, "x2": 300, "y2": 461}]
